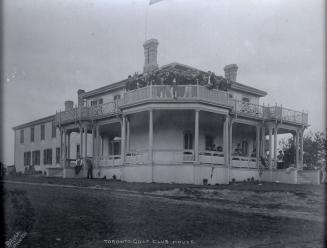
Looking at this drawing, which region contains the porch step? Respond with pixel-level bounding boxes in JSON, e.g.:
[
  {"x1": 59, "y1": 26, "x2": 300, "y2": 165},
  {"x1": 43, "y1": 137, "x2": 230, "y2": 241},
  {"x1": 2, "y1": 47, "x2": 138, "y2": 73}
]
[{"x1": 297, "y1": 171, "x2": 313, "y2": 184}]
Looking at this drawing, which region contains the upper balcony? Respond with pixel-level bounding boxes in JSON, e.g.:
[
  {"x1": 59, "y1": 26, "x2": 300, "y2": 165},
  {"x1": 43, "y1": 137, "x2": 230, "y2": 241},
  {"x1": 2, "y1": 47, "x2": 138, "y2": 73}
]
[
  {"x1": 56, "y1": 85, "x2": 308, "y2": 126},
  {"x1": 56, "y1": 102, "x2": 120, "y2": 125}
]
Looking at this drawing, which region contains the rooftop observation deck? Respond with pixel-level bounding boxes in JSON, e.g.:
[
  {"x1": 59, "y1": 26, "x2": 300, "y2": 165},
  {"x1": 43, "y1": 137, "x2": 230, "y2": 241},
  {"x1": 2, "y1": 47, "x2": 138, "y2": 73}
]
[{"x1": 56, "y1": 85, "x2": 308, "y2": 126}]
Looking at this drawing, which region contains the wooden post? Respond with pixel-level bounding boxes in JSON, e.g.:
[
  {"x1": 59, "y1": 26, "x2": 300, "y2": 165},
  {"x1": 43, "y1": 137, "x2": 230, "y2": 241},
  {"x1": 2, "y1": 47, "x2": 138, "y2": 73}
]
[
  {"x1": 96, "y1": 125, "x2": 100, "y2": 167},
  {"x1": 300, "y1": 129, "x2": 304, "y2": 168},
  {"x1": 194, "y1": 110, "x2": 199, "y2": 162},
  {"x1": 149, "y1": 110, "x2": 153, "y2": 162},
  {"x1": 228, "y1": 120, "x2": 233, "y2": 183},
  {"x1": 268, "y1": 127, "x2": 273, "y2": 170},
  {"x1": 84, "y1": 127, "x2": 88, "y2": 160},
  {"x1": 121, "y1": 116, "x2": 126, "y2": 163},
  {"x1": 60, "y1": 128, "x2": 63, "y2": 167},
  {"x1": 80, "y1": 126, "x2": 83, "y2": 159},
  {"x1": 126, "y1": 117, "x2": 130, "y2": 153},
  {"x1": 224, "y1": 116, "x2": 230, "y2": 183},
  {"x1": 64, "y1": 129, "x2": 67, "y2": 167},
  {"x1": 295, "y1": 130, "x2": 299, "y2": 168},
  {"x1": 67, "y1": 132, "x2": 71, "y2": 167},
  {"x1": 274, "y1": 126, "x2": 278, "y2": 169},
  {"x1": 261, "y1": 127, "x2": 265, "y2": 157},
  {"x1": 256, "y1": 125, "x2": 260, "y2": 168}
]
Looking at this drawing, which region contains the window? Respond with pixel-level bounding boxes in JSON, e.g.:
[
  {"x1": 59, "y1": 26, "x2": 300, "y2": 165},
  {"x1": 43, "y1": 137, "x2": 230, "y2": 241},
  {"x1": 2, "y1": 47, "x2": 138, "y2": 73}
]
[
  {"x1": 242, "y1": 97, "x2": 250, "y2": 102},
  {"x1": 41, "y1": 124, "x2": 45, "y2": 140},
  {"x1": 20, "y1": 129, "x2": 24, "y2": 144},
  {"x1": 52, "y1": 122, "x2": 56, "y2": 138},
  {"x1": 76, "y1": 144, "x2": 80, "y2": 158},
  {"x1": 205, "y1": 135, "x2": 214, "y2": 150},
  {"x1": 114, "y1": 95, "x2": 120, "y2": 101},
  {"x1": 184, "y1": 132, "x2": 193, "y2": 150},
  {"x1": 43, "y1": 149, "x2": 52, "y2": 165},
  {"x1": 30, "y1": 127, "x2": 34, "y2": 142},
  {"x1": 229, "y1": 94, "x2": 233, "y2": 99},
  {"x1": 98, "y1": 98, "x2": 103, "y2": 105},
  {"x1": 32, "y1": 150, "x2": 40, "y2": 165},
  {"x1": 56, "y1": 147, "x2": 60, "y2": 164},
  {"x1": 24, "y1": 151, "x2": 31, "y2": 166},
  {"x1": 91, "y1": 100, "x2": 97, "y2": 106}
]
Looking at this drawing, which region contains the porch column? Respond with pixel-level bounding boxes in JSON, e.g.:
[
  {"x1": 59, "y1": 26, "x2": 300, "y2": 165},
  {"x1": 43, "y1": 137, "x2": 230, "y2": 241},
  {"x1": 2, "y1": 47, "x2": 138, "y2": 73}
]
[
  {"x1": 121, "y1": 115, "x2": 126, "y2": 163},
  {"x1": 223, "y1": 116, "x2": 229, "y2": 165},
  {"x1": 84, "y1": 127, "x2": 88, "y2": 159},
  {"x1": 256, "y1": 125, "x2": 260, "y2": 168},
  {"x1": 67, "y1": 132, "x2": 71, "y2": 159},
  {"x1": 261, "y1": 127, "x2": 266, "y2": 157},
  {"x1": 96, "y1": 125, "x2": 100, "y2": 166},
  {"x1": 295, "y1": 130, "x2": 299, "y2": 168},
  {"x1": 149, "y1": 110, "x2": 153, "y2": 162},
  {"x1": 80, "y1": 126, "x2": 83, "y2": 159},
  {"x1": 300, "y1": 129, "x2": 304, "y2": 167},
  {"x1": 273, "y1": 126, "x2": 278, "y2": 169},
  {"x1": 268, "y1": 127, "x2": 273, "y2": 170},
  {"x1": 194, "y1": 110, "x2": 199, "y2": 162},
  {"x1": 60, "y1": 128, "x2": 63, "y2": 167},
  {"x1": 67, "y1": 132, "x2": 71, "y2": 167},
  {"x1": 224, "y1": 116, "x2": 230, "y2": 184},
  {"x1": 229, "y1": 121, "x2": 233, "y2": 170},
  {"x1": 92, "y1": 127, "x2": 95, "y2": 157},
  {"x1": 63, "y1": 129, "x2": 67, "y2": 178},
  {"x1": 126, "y1": 117, "x2": 130, "y2": 153}
]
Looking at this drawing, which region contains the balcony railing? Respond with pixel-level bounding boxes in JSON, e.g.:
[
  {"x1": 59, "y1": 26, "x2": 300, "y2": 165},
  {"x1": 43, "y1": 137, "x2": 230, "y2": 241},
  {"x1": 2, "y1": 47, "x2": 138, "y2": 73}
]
[
  {"x1": 122, "y1": 85, "x2": 231, "y2": 107},
  {"x1": 57, "y1": 102, "x2": 120, "y2": 125},
  {"x1": 56, "y1": 85, "x2": 308, "y2": 126},
  {"x1": 232, "y1": 100, "x2": 265, "y2": 118}
]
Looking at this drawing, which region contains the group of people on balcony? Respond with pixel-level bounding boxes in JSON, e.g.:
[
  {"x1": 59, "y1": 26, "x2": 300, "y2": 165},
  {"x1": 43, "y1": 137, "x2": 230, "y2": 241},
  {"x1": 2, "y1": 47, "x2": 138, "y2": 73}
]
[{"x1": 126, "y1": 70, "x2": 230, "y2": 95}]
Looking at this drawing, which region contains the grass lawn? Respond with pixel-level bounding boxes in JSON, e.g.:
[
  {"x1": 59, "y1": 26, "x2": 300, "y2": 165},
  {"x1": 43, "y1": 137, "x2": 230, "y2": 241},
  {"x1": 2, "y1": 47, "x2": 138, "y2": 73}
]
[{"x1": 3, "y1": 176, "x2": 326, "y2": 248}]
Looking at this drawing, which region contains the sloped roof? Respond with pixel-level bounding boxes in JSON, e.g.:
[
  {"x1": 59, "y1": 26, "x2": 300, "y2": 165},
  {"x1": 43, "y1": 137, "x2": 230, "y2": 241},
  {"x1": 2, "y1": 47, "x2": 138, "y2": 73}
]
[
  {"x1": 82, "y1": 62, "x2": 267, "y2": 98},
  {"x1": 12, "y1": 115, "x2": 55, "y2": 130}
]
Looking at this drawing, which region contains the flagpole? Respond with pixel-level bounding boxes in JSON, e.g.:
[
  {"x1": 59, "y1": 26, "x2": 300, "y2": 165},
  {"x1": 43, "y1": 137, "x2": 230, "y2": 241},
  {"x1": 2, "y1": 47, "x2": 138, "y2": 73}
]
[{"x1": 145, "y1": 0, "x2": 149, "y2": 40}]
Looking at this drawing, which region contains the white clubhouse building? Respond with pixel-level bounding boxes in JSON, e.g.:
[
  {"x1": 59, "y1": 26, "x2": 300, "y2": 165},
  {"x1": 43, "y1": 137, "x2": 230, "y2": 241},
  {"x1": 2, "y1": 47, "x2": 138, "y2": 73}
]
[{"x1": 13, "y1": 39, "x2": 320, "y2": 184}]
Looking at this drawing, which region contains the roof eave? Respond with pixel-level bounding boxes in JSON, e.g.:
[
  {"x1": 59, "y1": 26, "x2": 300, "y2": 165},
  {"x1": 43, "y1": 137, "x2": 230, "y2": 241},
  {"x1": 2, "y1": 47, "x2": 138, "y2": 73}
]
[{"x1": 12, "y1": 115, "x2": 55, "y2": 130}]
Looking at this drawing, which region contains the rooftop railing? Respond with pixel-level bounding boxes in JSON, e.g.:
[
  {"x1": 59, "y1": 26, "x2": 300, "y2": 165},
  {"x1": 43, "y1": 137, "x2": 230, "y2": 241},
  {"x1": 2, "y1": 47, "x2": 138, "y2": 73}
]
[
  {"x1": 122, "y1": 85, "x2": 231, "y2": 107},
  {"x1": 56, "y1": 85, "x2": 308, "y2": 126}
]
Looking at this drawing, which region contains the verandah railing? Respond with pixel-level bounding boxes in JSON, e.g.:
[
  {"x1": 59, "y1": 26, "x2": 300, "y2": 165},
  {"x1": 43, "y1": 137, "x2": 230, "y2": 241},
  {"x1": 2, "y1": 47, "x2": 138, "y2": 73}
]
[{"x1": 56, "y1": 85, "x2": 308, "y2": 126}]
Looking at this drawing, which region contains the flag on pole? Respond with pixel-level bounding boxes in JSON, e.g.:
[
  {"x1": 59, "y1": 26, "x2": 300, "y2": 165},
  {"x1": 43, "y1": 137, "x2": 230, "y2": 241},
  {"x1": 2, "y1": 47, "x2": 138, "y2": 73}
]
[{"x1": 149, "y1": 0, "x2": 165, "y2": 5}]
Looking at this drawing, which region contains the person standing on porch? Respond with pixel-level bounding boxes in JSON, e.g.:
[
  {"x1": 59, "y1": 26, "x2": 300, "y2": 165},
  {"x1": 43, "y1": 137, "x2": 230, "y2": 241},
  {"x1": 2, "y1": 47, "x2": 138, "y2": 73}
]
[
  {"x1": 86, "y1": 158, "x2": 93, "y2": 179},
  {"x1": 277, "y1": 150, "x2": 284, "y2": 169}
]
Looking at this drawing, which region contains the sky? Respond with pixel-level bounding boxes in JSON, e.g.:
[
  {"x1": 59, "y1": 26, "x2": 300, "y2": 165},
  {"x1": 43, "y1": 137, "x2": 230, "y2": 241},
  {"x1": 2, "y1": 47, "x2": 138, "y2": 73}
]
[{"x1": 2, "y1": 0, "x2": 325, "y2": 165}]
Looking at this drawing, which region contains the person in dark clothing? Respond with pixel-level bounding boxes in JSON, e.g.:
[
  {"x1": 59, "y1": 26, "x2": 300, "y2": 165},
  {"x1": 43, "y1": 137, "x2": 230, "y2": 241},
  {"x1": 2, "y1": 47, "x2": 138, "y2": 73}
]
[
  {"x1": 86, "y1": 158, "x2": 93, "y2": 179},
  {"x1": 126, "y1": 75, "x2": 133, "y2": 91},
  {"x1": 218, "y1": 78, "x2": 228, "y2": 91},
  {"x1": 211, "y1": 72, "x2": 217, "y2": 89}
]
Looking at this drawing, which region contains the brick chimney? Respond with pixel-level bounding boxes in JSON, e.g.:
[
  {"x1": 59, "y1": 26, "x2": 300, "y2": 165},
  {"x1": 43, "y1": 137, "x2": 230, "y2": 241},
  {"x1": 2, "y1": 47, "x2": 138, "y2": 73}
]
[
  {"x1": 77, "y1": 89, "x2": 85, "y2": 106},
  {"x1": 224, "y1": 64, "x2": 238, "y2": 82},
  {"x1": 143, "y1": 38, "x2": 159, "y2": 73}
]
